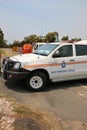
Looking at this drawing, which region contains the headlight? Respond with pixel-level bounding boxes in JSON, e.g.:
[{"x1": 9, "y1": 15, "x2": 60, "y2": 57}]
[
  {"x1": 8, "y1": 61, "x2": 21, "y2": 70},
  {"x1": 13, "y1": 62, "x2": 21, "y2": 69},
  {"x1": 2, "y1": 58, "x2": 21, "y2": 71}
]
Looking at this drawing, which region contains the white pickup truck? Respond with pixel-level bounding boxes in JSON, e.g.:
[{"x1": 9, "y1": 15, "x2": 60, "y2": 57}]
[{"x1": 2, "y1": 41, "x2": 87, "y2": 91}]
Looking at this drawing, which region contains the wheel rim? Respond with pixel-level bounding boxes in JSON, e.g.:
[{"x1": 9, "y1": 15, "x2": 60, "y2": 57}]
[{"x1": 30, "y1": 76, "x2": 43, "y2": 89}]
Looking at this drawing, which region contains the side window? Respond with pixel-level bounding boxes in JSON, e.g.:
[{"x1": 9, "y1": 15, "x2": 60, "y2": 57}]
[
  {"x1": 75, "y1": 45, "x2": 87, "y2": 56},
  {"x1": 58, "y1": 45, "x2": 73, "y2": 57},
  {"x1": 33, "y1": 44, "x2": 38, "y2": 50}
]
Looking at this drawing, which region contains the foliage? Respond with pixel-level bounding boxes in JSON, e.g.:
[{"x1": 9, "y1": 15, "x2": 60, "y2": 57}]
[
  {"x1": 61, "y1": 36, "x2": 69, "y2": 41},
  {"x1": 0, "y1": 27, "x2": 82, "y2": 48},
  {"x1": 0, "y1": 28, "x2": 8, "y2": 48},
  {"x1": 24, "y1": 35, "x2": 39, "y2": 44},
  {"x1": 45, "y1": 32, "x2": 59, "y2": 42},
  {"x1": 12, "y1": 40, "x2": 21, "y2": 47},
  {"x1": 61, "y1": 36, "x2": 81, "y2": 43},
  {"x1": 71, "y1": 38, "x2": 82, "y2": 42},
  {"x1": 10, "y1": 32, "x2": 59, "y2": 47}
]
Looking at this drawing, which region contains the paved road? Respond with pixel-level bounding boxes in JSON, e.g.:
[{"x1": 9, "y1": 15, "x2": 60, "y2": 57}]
[{"x1": 0, "y1": 76, "x2": 87, "y2": 121}]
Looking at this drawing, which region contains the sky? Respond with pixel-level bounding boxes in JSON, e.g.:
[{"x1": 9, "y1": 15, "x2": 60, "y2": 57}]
[{"x1": 0, "y1": 0, "x2": 87, "y2": 44}]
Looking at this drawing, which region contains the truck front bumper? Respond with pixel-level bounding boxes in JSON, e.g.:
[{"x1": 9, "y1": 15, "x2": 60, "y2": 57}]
[
  {"x1": 2, "y1": 57, "x2": 30, "y2": 80},
  {"x1": 3, "y1": 70, "x2": 30, "y2": 80}
]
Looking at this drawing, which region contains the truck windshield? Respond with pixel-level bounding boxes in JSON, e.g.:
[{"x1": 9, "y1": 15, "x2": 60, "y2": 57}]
[{"x1": 33, "y1": 43, "x2": 59, "y2": 56}]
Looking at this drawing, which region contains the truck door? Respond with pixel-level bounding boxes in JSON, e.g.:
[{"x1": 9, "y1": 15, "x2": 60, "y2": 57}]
[
  {"x1": 75, "y1": 44, "x2": 87, "y2": 77},
  {"x1": 51, "y1": 44, "x2": 75, "y2": 81}
]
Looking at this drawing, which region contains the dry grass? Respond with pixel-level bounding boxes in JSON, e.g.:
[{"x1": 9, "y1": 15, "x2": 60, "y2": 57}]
[
  {"x1": 0, "y1": 48, "x2": 12, "y2": 57},
  {"x1": 0, "y1": 48, "x2": 21, "y2": 58}
]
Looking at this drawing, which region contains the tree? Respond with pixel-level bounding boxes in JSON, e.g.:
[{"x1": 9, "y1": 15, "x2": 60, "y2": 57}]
[
  {"x1": 0, "y1": 28, "x2": 4, "y2": 47},
  {"x1": 61, "y1": 36, "x2": 69, "y2": 41},
  {"x1": 12, "y1": 40, "x2": 21, "y2": 47},
  {"x1": 71, "y1": 38, "x2": 82, "y2": 42},
  {"x1": 54, "y1": 31, "x2": 59, "y2": 42},
  {"x1": 38, "y1": 36, "x2": 45, "y2": 42},
  {"x1": 0, "y1": 28, "x2": 8, "y2": 48},
  {"x1": 45, "y1": 32, "x2": 59, "y2": 42},
  {"x1": 24, "y1": 35, "x2": 39, "y2": 44}
]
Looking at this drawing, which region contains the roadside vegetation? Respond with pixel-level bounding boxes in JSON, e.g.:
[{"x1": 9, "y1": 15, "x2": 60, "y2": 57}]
[{"x1": 0, "y1": 28, "x2": 81, "y2": 49}]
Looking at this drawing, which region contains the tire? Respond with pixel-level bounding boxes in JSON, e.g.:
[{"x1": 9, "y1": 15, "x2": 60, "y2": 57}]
[{"x1": 26, "y1": 71, "x2": 47, "y2": 91}]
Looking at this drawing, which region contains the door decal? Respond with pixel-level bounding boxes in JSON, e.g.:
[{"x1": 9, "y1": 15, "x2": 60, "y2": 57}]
[{"x1": 61, "y1": 61, "x2": 66, "y2": 68}]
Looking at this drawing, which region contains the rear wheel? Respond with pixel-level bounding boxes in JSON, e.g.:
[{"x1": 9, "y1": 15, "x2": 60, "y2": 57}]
[{"x1": 26, "y1": 71, "x2": 47, "y2": 91}]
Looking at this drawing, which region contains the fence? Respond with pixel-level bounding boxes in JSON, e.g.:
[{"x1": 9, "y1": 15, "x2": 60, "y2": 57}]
[{"x1": 12, "y1": 47, "x2": 22, "y2": 53}]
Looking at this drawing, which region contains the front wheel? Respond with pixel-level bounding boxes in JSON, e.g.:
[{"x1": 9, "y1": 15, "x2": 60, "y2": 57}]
[{"x1": 26, "y1": 71, "x2": 47, "y2": 91}]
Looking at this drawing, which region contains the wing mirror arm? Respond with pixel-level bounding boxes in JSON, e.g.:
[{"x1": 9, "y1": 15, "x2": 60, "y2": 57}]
[{"x1": 52, "y1": 52, "x2": 61, "y2": 58}]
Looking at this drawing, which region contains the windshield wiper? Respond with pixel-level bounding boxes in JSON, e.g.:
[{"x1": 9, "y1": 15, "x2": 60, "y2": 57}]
[
  {"x1": 39, "y1": 53, "x2": 48, "y2": 56},
  {"x1": 33, "y1": 52, "x2": 47, "y2": 56},
  {"x1": 33, "y1": 52, "x2": 39, "y2": 55}
]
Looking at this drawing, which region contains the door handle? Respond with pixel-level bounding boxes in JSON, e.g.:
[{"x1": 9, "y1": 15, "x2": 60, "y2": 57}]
[{"x1": 70, "y1": 59, "x2": 75, "y2": 62}]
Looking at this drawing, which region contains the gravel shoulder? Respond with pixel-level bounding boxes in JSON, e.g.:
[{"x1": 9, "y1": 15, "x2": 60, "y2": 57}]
[{"x1": 0, "y1": 93, "x2": 87, "y2": 130}]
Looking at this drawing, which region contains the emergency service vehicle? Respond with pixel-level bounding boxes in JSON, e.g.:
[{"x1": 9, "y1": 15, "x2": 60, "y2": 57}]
[{"x1": 1, "y1": 41, "x2": 87, "y2": 91}]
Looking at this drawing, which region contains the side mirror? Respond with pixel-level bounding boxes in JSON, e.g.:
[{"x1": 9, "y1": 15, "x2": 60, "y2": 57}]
[{"x1": 52, "y1": 51, "x2": 61, "y2": 58}]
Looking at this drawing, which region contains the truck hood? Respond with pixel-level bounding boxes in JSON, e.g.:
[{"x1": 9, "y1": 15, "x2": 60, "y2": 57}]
[{"x1": 10, "y1": 53, "x2": 46, "y2": 62}]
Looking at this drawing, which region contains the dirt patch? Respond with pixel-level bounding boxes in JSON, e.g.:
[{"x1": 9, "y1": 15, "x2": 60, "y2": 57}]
[{"x1": 13, "y1": 117, "x2": 44, "y2": 130}]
